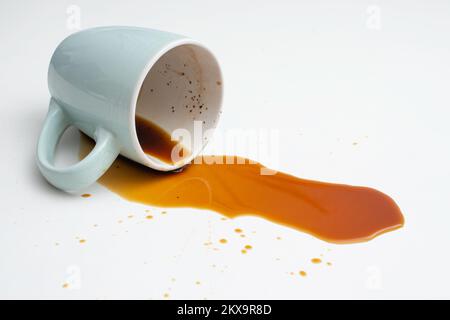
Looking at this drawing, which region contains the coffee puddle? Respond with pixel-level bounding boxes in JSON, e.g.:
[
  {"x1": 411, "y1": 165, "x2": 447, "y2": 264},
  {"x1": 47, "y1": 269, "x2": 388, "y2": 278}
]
[{"x1": 79, "y1": 121, "x2": 404, "y2": 244}]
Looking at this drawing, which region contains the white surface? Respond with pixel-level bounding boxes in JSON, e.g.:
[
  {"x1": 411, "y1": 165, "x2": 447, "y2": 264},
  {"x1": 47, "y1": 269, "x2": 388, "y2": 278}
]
[{"x1": 1, "y1": 0, "x2": 450, "y2": 299}]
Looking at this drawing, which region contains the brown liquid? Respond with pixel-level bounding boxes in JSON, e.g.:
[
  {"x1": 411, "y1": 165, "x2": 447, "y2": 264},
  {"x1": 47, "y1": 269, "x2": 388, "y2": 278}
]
[
  {"x1": 135, "y1": 115, "x2": 190, "y2": 164},
  {"x1": 80, "y1": 120, "x2": 404, "y2": 244}
]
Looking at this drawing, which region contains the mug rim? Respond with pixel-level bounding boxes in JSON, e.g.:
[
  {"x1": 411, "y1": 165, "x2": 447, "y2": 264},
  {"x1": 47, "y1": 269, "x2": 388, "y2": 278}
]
[{"x1": 129, "y1": 38, "x2": 223, "y2": 171}]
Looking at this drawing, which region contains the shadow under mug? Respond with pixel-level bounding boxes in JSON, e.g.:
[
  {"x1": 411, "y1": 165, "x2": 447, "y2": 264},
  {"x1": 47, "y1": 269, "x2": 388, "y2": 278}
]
[{"x1": 37, "y1": 26, "x2": 223, "y2": 192}]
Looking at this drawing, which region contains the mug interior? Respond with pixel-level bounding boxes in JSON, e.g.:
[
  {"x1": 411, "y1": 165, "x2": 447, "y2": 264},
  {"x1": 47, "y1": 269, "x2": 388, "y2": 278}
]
[{"x1": 135, "y1": 43, "x2": 222, "y2": 170}]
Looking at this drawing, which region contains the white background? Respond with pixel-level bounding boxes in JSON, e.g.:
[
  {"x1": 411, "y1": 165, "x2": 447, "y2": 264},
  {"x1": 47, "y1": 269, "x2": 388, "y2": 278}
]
[{"x1": 1, "y1": 0, "x2": 450, "y2": 299}]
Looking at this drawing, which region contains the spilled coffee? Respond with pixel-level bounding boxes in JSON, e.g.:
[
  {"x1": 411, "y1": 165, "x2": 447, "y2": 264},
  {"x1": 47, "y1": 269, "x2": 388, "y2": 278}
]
[{"x1": 80, "y1": 118, "x2": 404, "y2": 243}]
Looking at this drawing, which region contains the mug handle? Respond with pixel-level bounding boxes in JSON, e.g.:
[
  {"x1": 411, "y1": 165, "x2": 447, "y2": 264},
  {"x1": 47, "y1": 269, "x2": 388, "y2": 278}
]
[{"x1": 37, "y1": 98, "x2": 120, "y2": 192}]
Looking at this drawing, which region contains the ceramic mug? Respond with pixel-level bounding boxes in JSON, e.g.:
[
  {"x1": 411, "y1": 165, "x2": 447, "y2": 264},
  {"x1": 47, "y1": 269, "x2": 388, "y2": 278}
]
[{"x1": 37, "y1": 26, "x2": 223, "y2": 192}]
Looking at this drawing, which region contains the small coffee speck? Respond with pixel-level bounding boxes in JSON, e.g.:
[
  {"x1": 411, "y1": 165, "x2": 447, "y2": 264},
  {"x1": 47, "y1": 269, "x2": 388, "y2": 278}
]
[
  {"x1": 62, "y1": 283, "x2": 69, "y2": 289},
  {"x1": 299, "y1": 271, "x2": 307, "y2": 277},
  {"x1": 146, "y1": 215, "x2": 153, "y2": 219},
  {"x1": 81, "y1": 194, "x2": 91, "y2": 198},
  {"x1": 219, "y1": 238, "x2": 227, "y2": 244},
  {"x1": 311, "y1": 258, "x2": 322, "y2": 264},
  {"x1": 216, "y1": 81, "x2": 222, "y2": 86},
  {"x1": 79, "y1": 239, "x2": 86, "y2": 244}
]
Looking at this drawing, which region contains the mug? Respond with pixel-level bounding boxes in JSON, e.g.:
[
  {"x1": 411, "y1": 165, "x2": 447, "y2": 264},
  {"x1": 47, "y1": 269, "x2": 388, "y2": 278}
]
[{"x1": 37, "y1": 26, "x2": 223, "y2": 192}]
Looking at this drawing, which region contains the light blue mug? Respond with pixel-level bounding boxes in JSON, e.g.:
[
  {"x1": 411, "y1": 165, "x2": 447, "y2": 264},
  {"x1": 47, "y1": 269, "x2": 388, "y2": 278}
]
[{"x1": 37, "y1": 26, "x2": 223, "y2": 192}]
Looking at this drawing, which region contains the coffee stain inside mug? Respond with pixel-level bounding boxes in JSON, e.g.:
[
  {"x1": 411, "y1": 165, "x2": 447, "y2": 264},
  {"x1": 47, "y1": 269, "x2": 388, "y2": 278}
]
[
  {"x1": 135, "y1": 115, "x2": 190, "y2": 164},
  {"x1": 79, "y1": 121, "x2": 404, "y2": 244}
]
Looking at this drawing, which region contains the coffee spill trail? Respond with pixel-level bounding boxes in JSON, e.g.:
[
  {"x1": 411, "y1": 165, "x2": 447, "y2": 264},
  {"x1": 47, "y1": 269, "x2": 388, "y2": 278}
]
[{"x1": 79, "y1": 134, "x2": 404, "y2": 244}]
